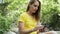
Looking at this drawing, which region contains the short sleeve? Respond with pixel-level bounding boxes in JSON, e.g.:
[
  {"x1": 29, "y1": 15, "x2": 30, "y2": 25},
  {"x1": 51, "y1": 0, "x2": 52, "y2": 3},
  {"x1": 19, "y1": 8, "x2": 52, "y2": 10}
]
[{"x1": 18, "y1": 14, "x2": 25, "y2": 23}]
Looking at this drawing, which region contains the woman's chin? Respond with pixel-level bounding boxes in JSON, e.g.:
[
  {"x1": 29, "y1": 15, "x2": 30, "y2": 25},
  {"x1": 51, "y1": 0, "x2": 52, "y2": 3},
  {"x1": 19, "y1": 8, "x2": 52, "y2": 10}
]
[
  {"x1": 32, "y1": 10, "x2": 36, "y2": 13},
  {"x1": 33, "y1": 11, "x2": 37, "y2": 13},
  {"x1": 32, "y1": 11, "x2": 36, "y2": 13}
]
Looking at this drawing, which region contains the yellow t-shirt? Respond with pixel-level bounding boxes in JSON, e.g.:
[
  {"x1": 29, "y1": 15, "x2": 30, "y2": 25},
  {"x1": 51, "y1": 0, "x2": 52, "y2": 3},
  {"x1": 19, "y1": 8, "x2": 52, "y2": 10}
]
[{"x1": 18, "y1": 12, "x2": 37, "y2": 34}]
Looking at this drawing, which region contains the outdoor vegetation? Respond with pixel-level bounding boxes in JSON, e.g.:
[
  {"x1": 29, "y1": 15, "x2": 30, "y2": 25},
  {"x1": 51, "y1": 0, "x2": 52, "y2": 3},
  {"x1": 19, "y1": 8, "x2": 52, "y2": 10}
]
[{"x1": 0, "y1": 0, "x2": 60, "y2": 34}]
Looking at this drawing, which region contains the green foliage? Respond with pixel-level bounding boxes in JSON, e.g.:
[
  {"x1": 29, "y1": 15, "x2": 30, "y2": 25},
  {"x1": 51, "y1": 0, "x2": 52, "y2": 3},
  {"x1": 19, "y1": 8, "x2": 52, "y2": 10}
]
[
  {"x1": 0, "y1": 0, "x2": 29, "y2": 34},
  {"x1": 49, "y1": 13, "x2": 60, "y2": 30},
  {"x1": 0, "y1": 0, "x2": 60, "y2": 34},
  {"x1": 0, "y1": 13, "x2": 12, "y2": 34},
  {"x1": 41, "y1": 0, "x2": 60, "y2": 30}
]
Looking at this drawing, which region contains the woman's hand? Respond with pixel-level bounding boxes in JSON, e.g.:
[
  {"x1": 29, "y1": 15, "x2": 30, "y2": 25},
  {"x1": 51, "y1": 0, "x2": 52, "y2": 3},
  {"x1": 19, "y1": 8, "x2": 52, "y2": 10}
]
[{"x1": 34, "y1": 24, "x2": 44, "y2": 31}]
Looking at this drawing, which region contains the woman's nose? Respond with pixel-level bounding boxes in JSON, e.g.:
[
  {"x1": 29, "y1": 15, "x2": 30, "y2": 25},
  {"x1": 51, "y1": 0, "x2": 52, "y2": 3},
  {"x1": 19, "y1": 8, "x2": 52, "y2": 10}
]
[{"x1": 35, "y1": 7, "x2": 38, "y2": 10}]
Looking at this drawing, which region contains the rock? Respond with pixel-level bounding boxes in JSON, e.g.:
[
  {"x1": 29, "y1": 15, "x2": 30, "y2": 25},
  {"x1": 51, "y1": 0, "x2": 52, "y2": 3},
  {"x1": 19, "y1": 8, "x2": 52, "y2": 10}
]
[{"x1": 3, "y1": 31, "x2": 16, "y2": 34}]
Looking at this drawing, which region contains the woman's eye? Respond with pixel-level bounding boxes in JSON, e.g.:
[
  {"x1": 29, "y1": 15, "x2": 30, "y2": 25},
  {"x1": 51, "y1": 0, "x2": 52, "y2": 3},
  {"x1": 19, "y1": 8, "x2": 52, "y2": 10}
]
[
  {"x1": 34, "y1": 5, "x2": 38, "y2": 7},
  {"x1": 34, "y1": 5, "x2": 36, "y2": 7}
]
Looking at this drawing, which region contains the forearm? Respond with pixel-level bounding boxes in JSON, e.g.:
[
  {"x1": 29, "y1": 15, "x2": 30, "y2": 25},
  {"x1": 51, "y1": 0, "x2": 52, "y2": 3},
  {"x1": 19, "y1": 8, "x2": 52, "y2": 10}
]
[{"x1": 19, "y1": 28, "x2": 37, "y2": 34}]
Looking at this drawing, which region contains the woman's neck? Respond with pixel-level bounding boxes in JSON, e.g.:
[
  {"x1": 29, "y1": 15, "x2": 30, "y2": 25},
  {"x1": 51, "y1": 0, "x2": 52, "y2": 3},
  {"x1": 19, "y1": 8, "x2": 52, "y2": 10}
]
[{"x1": 27, "y1": 11, "x2": 33, "y2": 16}]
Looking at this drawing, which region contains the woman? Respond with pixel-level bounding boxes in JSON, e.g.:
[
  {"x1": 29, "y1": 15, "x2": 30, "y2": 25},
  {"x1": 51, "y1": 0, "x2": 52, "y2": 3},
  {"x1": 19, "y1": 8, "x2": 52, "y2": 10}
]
[{"x1": 18, "y1": 0, "x2": 57, "y2": 34}]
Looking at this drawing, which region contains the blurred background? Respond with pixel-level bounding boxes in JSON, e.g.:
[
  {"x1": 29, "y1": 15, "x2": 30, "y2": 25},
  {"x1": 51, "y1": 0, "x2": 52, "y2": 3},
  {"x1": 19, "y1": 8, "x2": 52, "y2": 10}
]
[{"x1": 0, "y1": 0, "x2": 60, "y2": 34}]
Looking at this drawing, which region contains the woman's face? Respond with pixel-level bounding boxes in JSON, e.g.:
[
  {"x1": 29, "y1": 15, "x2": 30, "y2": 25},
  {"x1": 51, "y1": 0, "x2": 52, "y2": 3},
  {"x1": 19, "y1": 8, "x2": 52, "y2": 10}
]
[{"x1": 29, "y1": 1, "x2": 39, "y2": 13}]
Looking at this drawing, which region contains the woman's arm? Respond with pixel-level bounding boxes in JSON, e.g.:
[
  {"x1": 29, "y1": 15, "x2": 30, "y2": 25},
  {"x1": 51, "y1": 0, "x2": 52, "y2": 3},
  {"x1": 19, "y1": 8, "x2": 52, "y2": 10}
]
[
  {"x1": 18, "y1": 21, "x2": 40, "y2": 34},
  {"x1": 37, "y1": 21, "x2": 44, "y2": 34}
]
